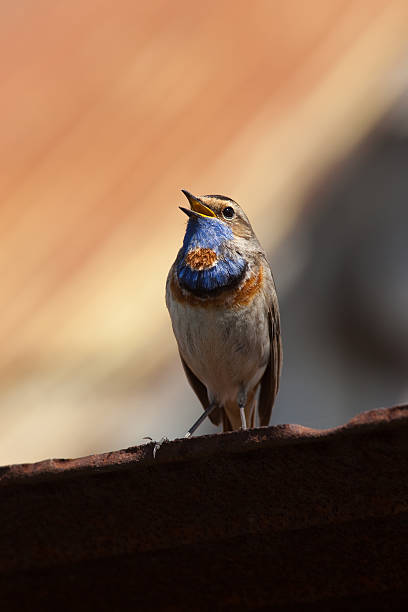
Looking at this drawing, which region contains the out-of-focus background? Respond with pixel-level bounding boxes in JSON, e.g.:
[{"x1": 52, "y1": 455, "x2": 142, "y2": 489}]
[{"x1": 1, "y1": 0, "x2": 408, "y2": 466}]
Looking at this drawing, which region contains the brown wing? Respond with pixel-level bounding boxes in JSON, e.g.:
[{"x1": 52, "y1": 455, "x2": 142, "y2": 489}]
[
  {"x1": 257, "y1": 297, "x2": 282, "y2": 427},
  {"x1": 178, "y1": 350, "x2": 222, "y2": 426}
]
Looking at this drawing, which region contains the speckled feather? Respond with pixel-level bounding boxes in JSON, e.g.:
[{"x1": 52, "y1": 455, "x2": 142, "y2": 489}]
[{"x1": 166, "y1": 193, "x2": 282, "y2": 431}]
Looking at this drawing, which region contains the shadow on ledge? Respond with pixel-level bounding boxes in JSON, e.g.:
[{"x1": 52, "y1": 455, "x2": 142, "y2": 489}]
[{"x1": 0, "y1": 405, "x2": 407, "y2": 611}]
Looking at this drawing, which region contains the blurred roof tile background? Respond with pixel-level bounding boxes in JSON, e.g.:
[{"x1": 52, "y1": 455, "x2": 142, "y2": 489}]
[{"x1": 1, "y1": 0, "x2": 408, "y2": 464}]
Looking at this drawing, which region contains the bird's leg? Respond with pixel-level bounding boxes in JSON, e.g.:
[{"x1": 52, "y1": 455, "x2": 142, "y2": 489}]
[
  {"x1": 238, "y1": 388, "x2": 247, "y2": 429},
  {"x1": 184, "y1": 402, "x2": 217, "y2": 438}
]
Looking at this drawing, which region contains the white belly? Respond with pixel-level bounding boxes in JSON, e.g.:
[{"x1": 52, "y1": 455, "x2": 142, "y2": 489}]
[{"x1": 168, "y1": 294, "x2": 270, "y2": 406}]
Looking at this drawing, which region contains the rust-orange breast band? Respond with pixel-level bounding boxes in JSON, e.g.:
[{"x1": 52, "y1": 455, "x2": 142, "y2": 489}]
[{"x1": 184, "y1": 248, "x2": 217, "y2": 270}]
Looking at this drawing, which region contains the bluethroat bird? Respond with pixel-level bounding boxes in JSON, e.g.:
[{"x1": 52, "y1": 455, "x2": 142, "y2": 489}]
[{"x1": 166, "y1": 190, "x2": 282, "y2": 439}]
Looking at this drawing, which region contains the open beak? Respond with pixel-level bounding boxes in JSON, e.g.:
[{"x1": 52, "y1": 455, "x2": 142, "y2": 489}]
[{"x1": 180, "y1": 189, "x2": 216, "y2": 218}]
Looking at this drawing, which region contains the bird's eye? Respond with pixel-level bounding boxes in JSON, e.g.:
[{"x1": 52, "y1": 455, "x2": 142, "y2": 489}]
[{"x1": 222, "y1": 206, "x2": 235, "y2": 219}]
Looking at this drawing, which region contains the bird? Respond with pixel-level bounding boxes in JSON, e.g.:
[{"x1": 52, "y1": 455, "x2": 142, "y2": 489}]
[{"x1": 166, "y1": 190, "x2": 282, "y2": 438}]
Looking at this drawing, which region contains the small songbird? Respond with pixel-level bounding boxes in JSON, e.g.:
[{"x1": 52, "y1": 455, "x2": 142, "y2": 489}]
[{"x1": 166, "y1": 190, "x2": 282, "y2": 437}]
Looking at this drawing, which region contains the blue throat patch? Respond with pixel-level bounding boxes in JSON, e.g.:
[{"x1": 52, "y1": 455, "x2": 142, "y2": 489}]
[{"x1": 177, "y1": 216, "x2": 246, "y2": 293}]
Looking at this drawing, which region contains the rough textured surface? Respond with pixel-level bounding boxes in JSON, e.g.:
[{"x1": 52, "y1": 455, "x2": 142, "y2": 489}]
[{"x1": 1, "y1": 405, "x2": 407, "y2": 610}]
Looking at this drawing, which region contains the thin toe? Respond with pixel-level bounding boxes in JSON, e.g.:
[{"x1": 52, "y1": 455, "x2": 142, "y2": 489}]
[{"x1": 153, "y1": 437, "x2": 168, "y2": 458}]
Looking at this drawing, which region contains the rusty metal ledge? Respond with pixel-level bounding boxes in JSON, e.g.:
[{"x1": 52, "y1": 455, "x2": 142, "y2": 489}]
[
  {"x1": 1, "y1": 405, "x2": 407, "y2": 483},
  {"x1": 0, "y1": 405, "x2": 407, "y2": 611}
]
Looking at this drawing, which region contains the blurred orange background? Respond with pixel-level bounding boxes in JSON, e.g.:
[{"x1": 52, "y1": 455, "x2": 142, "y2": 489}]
[{"x1": 1, "y1": 0, "x2": 408, "y2": 465}]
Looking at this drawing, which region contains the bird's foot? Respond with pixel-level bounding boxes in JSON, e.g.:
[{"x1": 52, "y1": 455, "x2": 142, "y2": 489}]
[
  {"x1": 142, "y1": 436, "x2": 169, "y2": 458},
  {"x1": 152, "y1": 437, "x2": 168, "y2": 458}
]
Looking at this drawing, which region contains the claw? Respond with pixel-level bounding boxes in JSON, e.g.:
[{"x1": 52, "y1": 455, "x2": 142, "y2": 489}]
[{"x1": 153, "y1": 437, "x2": 168, "y2": 458}]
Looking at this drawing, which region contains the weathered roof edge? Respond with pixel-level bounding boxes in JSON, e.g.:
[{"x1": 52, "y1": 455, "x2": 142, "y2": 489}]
[{"x1": 1, "y1": 404, "x2": 407, "y2": 485}]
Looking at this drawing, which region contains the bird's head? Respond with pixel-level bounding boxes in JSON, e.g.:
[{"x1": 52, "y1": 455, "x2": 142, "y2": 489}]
[
  {"x1": 176, "y1": 190, "x2": 255, "y2": 294},
  {"x1": 179, "y1": 190, "x2": 255, "y2": 241}
]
